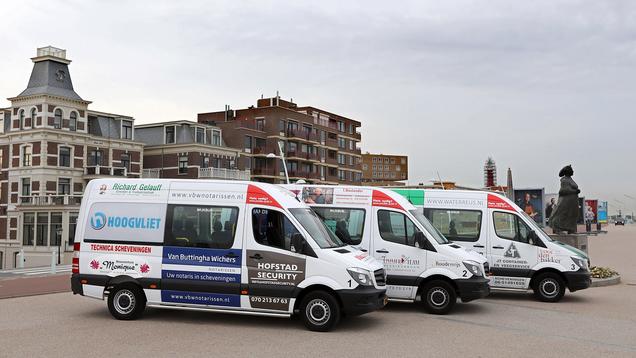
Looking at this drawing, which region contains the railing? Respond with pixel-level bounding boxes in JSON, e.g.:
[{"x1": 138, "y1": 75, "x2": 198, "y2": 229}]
[
  {"x1": 19, "y1": 195, "x2": 83, "y2": 206},
  {"x1": 287, "y1": 129, "x2": 319, "y2": 142},
  {"x1": 142, "y1": 168, "x2": 162, "y2": 178},
  {"x1": 198, "y1": 168, "x2": 251, "y2": 180},
  {"x1": 252, "y1": 167, "x2": 277, "y2": 176},
  {"x1": 85, "y1": 165, "x2": 128, "y2": 177}
]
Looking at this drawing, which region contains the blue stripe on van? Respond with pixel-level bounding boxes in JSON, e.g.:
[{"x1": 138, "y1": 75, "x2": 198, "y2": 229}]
[
  {"x1": 162, "y1": 247, "x2": 241, "y2": 267},
  {"x1": 162, "y1": 270, "x2": 240, "y2": 284},
  {"x1": 161, "y1": 290, "x2": 240, "y2": 307}
]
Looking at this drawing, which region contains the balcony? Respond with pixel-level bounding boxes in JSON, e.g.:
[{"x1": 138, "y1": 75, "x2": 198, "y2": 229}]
[
  {"x1": 19, "y1": 195, "x2": 83, "y2": 206},
  {"x1": 84, "y1": 165, "x2": 129, "y2": 178},
  {"x1": 287, "y1": 129, "x2": 319, "y2": 143},
  {"x1": 252, "y1": 167, "x2": 278, "y2": 177},
  {"x1": 142, "y1": 168, "x2": 161, "y2": 178},
  {"x1": 198, "y1": 168, "x2": 251, "y2": 180}
]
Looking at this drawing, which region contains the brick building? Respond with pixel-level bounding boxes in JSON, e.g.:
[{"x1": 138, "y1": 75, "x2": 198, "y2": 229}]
[
  {"x1": 135, "y1": 120, "x2": 248, "y2": 180},
  {"x1": 0, "y1": 47, "x2": 143, "y2": 269},
  {"x1": 198, "y1": 96, "x2": 362, "y2": 184},
  {"x1": 361, "y1": 153, "x2": 408, "y2": 186}
]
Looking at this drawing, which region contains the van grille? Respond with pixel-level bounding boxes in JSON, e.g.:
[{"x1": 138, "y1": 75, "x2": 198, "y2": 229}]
[{"x1": 374, "y1": 269, "x2": 386, "y2": 286}]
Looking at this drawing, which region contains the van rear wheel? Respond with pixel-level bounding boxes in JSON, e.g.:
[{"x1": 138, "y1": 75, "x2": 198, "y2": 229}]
[
  {"x1": 421, "y1": 280, "x2": 456, "y2": 315},
  {"x1": 300, "y1": 291, "x2": 341, "y2": 332},
  {"x1": 532, "y1": 273, "x2": 565, "y2": 302},
  {"x1": 107, "y1": 284, "x2": 146, "y2": 320}
]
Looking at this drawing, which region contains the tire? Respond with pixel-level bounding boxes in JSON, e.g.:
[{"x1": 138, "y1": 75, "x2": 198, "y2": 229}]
[
  {"x1": 107, "y1": 284, "x2": 146, "y2": 320},
  {"x1": 299, "y1": 291, "x2": 341, "y2": 332},
  {"x1": 421, "y1": 280, "x2": 456, "y2": 315},
  {"x1": 532, "y1": 272, "x2": 566, "y2": 302}
]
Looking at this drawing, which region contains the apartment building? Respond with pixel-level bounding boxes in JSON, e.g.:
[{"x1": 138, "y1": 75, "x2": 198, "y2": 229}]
[
  {"x1": 361, "y1": 153, "x2": 408, "y2": 186},
  {"x1": 135, "y1": 120, "x2": 248, "y2": 180},
  {"x1": 0, "y1": 47, "x2": 144, "y2": 269},
  {"x1": 197, "y1": 96, "x2": 362, "y2": 184}
]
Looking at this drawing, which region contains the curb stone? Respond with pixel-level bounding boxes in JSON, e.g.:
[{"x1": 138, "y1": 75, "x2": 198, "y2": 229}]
[{"x1": 590, "y1": 275, "x2": 621, "y2": 287}]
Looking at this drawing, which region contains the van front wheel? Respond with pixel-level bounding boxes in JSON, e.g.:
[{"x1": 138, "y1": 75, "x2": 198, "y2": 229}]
[
  {"x1": 532, "y1": 273, "x2": 565, "y2": 302},
  {"x1": 107, "y1": 284, "x2": 146, "y2": 320},
  {"x1": 300, "y1": 291, "x2": 341, "y2": 332},
  {"x1": 421, "y1": 280, "x2": 456, "y2": 315}
]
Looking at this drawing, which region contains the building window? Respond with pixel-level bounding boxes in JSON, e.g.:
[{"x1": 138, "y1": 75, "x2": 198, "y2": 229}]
[
  {"x1": 59, "y1": 147, "x2": 71, "y2": 167},
  {"x1": 68, "y1": 212, "x2": 78, "y2": 246},
  {"x1": 36, "y1": 212, "x2": 48, "y2": 246},
  {"x1": 256, "y1": 119, "x2": 265, "y2": 131},
  {"x1": 179, "y1": 156, "x2": 188, "y2": 174},
  {"x1": 362, "y1": 164, "x2": 368, "y2": 170},
  {"x1": 337, "y1": 154, "x2": 346, "y2": 165},
  {"x1": 349, "y1": 140, "x2": 354, "y2": 150},
  {"x1": 390, "y1": 158, "x2": 396, "y2": 164},
  {"x1": 88, "y1": 150, "x2": 103, "y2": 166},
  {"x1": 23, "y1": 213, "x2": 35, "y2": 246},
  {"x1": 22, "y1": 146, "x2": 32, "y2": 167},
  {"x1": 384, "y1": 158, "x2": 389, "y2": 163},
  {"x1": 338, "y1": 121, "x2": 345, "y2": 132},
  {"x1": 31, "y1": 108, "x2": 37, "y2": 127},
  {"x1": 338, "y1": 169, "x2": 346, "y2": 181},
  {"x1": 122, "y1": 120, "x2": 133, "y2": 140},
  {"x1": 349, "y1": 155, "x2": 355, "y2": 166},
  {"x1": 278, "y1": 120, "x2": 285, "y2": 133},
  {"x1": 58, "y1": 178, "x2": 71, "y2": 195},
  {"x1": 69, "y1": 112, "x2": 77, "y2": 131},
  {"x1": 54, "y1": 109, "x2": 62, "y2": 129},
  {"x1": 338, "y1": 137, "x2": 346, "y2": 149},
  {"x1": 165, "y1": 126, "x2": 176, "y2": 144},
  {"x1": 50, "y1": 213, "x2": 63, "y2": 247},
  {"x1": 244, "y1": 136, "x2": 252, "y2": 153},
  {"x1": 21, "y1": 178, "x2": 31, "y2": 202},
  {"x1": 201, "y1": 156, "x2": 210, "y2": 168},
  {"x1": 212, "y1": 130, "x2": 221, "y2": 146},
  {"x1": 196, "y1": 128, "x2": 205, "y2": 144},
  {"x1": 120, "y1": 153, "x2": 130, "y2": 171},
  {"x1": 19, "y1": 110, "x2": 25, "y2": 129}
]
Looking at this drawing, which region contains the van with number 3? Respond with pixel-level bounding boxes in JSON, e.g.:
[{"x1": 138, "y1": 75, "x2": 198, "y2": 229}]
[{"x1": 71, "y1": 179, "x2": 387, "y2": 331}]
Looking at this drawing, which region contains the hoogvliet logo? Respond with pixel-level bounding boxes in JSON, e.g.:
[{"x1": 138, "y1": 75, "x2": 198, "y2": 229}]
[{"x1": 89, "y1": 212, "x2": 161, "y2": 231}]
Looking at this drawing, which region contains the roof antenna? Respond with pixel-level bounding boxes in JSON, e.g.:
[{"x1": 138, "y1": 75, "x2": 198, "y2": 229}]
[{"x1": 436, "y1": 171, "x2": 445, "y2": 190}]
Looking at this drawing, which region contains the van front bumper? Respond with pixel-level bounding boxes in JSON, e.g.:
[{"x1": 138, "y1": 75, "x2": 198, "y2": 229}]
[
  {"x1": 564, "y1": 269, "x2": 592, "y2": 292},
  {"x1": 71, "y1": 273, "x2": 83, "y2": 295},
  {"x1": 455, "y1": 277, "x2": 490, "y2": 302},
  {"x1": 337, "y1": 286, "x2": 387, "y2": 316}
]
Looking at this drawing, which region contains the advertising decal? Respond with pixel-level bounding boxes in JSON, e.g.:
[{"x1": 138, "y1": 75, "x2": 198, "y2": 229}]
[
  {"x1": 513, "y1": 188, "x2": 545, "y2": 225},
  {"x1": 86, "y1": 202, "x2": 166, "y2": 243},
  {"x1": 487, "y1": 194, "x2": 515, "y2": 212},
  {"x1": 246, "y1": 184, "x2": 281, "y2": 208},
  {"x1": 584, "y1": 199, "x2": 598, "y2": 224},
  {"x1": 597, "y1": 201, "x2": 608, "y2": 224},
  {"x1": 246, "y1": 250, "x2": 306, "y2": 310},
  {"x1": 372, "y1": 190, "x2": 404, "y2": 210}
]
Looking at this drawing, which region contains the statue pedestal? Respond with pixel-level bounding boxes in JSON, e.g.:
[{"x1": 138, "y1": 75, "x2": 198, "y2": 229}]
[{"x1": 548, "y1": 233, "x2": 589, "y2": 255}]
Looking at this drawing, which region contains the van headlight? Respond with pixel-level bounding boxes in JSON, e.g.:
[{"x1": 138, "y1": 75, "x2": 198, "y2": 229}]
[
  {"x1": 463, "y1": 261, "x2": 483, "y2": 277},
  {"x1": 347, "y1": 267, "x2": 374, "y2": 286},
  {"x1": 571, "y1": 256, "x2": 588, "y2": 271}
]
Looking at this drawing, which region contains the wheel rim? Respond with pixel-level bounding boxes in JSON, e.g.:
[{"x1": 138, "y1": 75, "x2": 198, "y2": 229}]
[
  {"x1": 429, "y1": 287, "x2": 449, "y2": 308},
  {"x1": 113, "y1": 289, "x2": 136, "y2": 315},
  {"x1": 306, "y1": 299, "x2": 331, "y2": 326},
  {"x1": 540, "y1": 279, "x2": 559, "y2": 298}
]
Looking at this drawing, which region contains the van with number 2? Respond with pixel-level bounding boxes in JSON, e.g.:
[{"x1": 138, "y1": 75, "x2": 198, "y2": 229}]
[
  {"x1": 71, "y1": 179, "x2": 387, "y2": 331},
  {"x1": 284, "y1": 184, "x2": 490, "y2": 315},
  {"x1": 393, "y1": 189, "x2": 592, "y2": 302}
]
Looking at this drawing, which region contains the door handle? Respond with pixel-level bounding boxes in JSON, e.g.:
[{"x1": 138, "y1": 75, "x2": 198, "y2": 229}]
[
  {"x1": 224, "y1": 252, "x2": 238, "y2": 258},
  {"x1": 473, "y1": 244, "x2": 485, "y2": 248},
  {"x1": 360, "y1": 249, "x2": 368, "y2": 252},
  {"x1": 492, "y1": 246, "x2": 504, "y2": 249},
  {"x1": 376, "y1": 249, "x2": 389, "y2": 254},
  {"x1": 249, "y1": 254, "x2": 263, "y2": 259}
]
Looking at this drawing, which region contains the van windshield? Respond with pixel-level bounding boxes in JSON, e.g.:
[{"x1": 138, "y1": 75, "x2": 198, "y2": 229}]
[
  {"x1": 290, "y1": 208, "x2": 346, "y2": 249},
  {"x1": 409, "y1": 209, "x2": 449, "y2": 244}
]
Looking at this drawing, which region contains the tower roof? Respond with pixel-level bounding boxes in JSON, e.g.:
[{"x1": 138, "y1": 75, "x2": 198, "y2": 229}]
[{"x1": 12, "y1": 46, "x2": 85, "y2": 102}]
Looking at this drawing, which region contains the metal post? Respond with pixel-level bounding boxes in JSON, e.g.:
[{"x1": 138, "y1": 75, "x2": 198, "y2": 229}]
[
  {"x1": 51, "y1": 249, "x2": 57, "y2": 274},
  {"x1": 17, "y1": 249, "x2": 24, "y2": 269},
  {"x1": 278, "y1": 141, "x2": 290, "y2": 184}
]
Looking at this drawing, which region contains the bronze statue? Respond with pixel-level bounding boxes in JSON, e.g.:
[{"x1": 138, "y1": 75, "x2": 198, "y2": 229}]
[{"x1": 549, "y1": 165, "x2": 580, "y2": 234}]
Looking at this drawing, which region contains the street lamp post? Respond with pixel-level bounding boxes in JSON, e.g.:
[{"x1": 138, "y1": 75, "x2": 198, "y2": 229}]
[
  {"x1": 267, "y1": 140, "x2": 289, "y2": 184},
  {"x1": 56, "y1": 228, "x2": 62, "y2": 265}
]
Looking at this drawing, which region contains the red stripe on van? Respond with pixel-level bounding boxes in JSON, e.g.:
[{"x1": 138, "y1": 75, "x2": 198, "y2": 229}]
[
  {"x1": 487, "y1": 194, "x2": 516, "y2": 211},
  {"x1": 246, "y1": 184, "x2": 282, "y2": 208},
  {"x1": 372, "y1": 190, "x2": 404, "y2": 211}
]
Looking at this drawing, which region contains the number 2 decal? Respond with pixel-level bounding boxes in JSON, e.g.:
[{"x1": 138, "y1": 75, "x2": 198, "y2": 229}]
[{"x1": 462, "y1": 270, "x2": 468, "y2": 277}]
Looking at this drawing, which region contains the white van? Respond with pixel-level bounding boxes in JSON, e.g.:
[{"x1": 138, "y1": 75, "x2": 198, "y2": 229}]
[
  {"x1": 71, "y1": 179, "x2": 387, "y2": 331},
  {"x1": 284, "y1": 184, "x2": 490, "y2": 314},
  {"x1": 393, "y1": 189, "x2": 591, "y2": 302}
]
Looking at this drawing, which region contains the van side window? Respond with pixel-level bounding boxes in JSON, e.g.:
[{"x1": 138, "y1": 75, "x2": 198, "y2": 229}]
[
  {"x1": 252, "y1": 208, "x2": 303, "y2": 252},
  {"x1": 493, "y1": 211, "x2": 532, "y2": 244},
  {"x1": 312, "y1": 207, "x2": 365, "y2": 245},
  {"x1": 423, "y1": 209, "x2": 482, "y2": 242},
  {"x1": 377, "y1": 210, "x2": 421, "y2": 246},
  {"x1": 165, "y1": 205, "x2": 238, "y2": 249}
]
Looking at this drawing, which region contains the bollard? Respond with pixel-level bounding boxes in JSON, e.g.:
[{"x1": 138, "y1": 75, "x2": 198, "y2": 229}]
[
  {"x1": 596, "y1": 222, "x2": 602, "y2": 231},
  {"x1": 17, "y1": 249, "x2": 24, "y2": 269},
  {"x1": 51, "y1": 249, "x2": 57, "y2": 274}
]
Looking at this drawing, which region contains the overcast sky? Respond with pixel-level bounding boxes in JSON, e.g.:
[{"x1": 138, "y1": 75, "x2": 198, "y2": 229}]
[{"x1": 1, "y1": 0, "x2": 634, "y2": 214}]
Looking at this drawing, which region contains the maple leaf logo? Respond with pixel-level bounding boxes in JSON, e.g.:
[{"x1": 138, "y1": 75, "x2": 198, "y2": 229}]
[
  {"x1": 140, "y1": 263, "x2": 150, "y2": 274},
  {"x1": 90, "y1": 260, "x2": 100, "y2": 270}
]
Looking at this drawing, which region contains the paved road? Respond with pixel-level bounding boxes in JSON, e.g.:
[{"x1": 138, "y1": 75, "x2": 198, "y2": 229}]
[{"x1": 1, "y1": 226, "x2": 634, "y2": 357}]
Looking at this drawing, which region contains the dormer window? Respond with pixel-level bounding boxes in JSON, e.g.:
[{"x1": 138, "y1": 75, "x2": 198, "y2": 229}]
[
  {"x1": 196, "y1": 127, "x2": 205, "y2": 144},
  {"x1": 212, "y1": 130, "x2": 221, "y2": 146},
  {"x1": 54, "y1": 109, "x2": 62, "y2": 129},
  {"x1": 69, "y1": 112, "x2": 77, "y2": 131},
  {"x1": 165, "y1": 126, "x2": 176, "y2": 144},
  {"x1": 122, "y1": 120, "x2": 133, "y2": 140},
  {"x1": 19, "y1": 110, "x2": 25, "y2": 129},
  {"x1": 30, "y1": 108, "x2": 37, "y2": 127}
]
